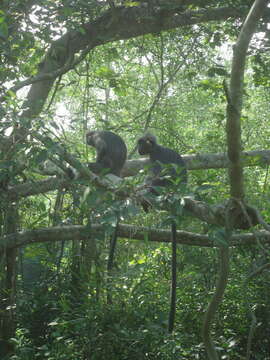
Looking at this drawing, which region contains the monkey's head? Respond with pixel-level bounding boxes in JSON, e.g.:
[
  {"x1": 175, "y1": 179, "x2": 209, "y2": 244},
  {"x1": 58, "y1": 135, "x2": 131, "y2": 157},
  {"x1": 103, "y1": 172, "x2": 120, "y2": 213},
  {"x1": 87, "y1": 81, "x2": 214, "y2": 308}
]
[
  {"x1": 137, "y1": 133, "x2": 157, "y2": 155},
  {"x1": 86, "y1": 131, "x2": 96, "y2": 147}
]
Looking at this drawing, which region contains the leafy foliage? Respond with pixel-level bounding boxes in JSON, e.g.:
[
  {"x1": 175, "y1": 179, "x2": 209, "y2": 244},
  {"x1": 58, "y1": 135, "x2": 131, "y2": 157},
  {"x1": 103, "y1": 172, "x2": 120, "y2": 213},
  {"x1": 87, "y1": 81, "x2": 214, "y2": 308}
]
[{"x1": 1, "y1": 1, "x2": 270, "y2": 359}]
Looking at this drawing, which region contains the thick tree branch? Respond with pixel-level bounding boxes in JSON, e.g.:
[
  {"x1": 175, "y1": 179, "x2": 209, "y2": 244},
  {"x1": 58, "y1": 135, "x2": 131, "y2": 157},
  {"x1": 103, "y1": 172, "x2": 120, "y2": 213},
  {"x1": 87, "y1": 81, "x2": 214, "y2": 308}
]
[
  {"x1": 122, "y1": 149, "x2": 270, "y2": 177},
  {"x1": 26, "y1": 145, "x2": 258, "y2": 178},
  {"x1": 2, "y1": 44, "x2": 93, "y2": 98},
  {"x1": 1, "y1": 224, "x2": 270, "y2": 251},
  {"x1": 5, "y1": 180, "x2": 258, "y2": 229},
  {"x1": 203, "y1": 4, "x2": 269, "y2": 358},
  {"x1": 5, "y1": 147, "x2": 270, "y2": 229},
  {"x1": 6, "y1": 6, "x2": 245, "y2": 123},
  {"x1": 6, "y1": 178, "x2": 70, "y2": 200},
  {"x1": 226, "y1": 0, "x2": 268, "y2": 200}
]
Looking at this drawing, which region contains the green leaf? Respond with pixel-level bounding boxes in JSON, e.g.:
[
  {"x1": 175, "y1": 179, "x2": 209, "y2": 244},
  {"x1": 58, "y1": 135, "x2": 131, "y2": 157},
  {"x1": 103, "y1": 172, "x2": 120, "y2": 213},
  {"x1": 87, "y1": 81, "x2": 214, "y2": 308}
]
[
  {"x1": 95, "y1": 66, "x2": 115, "y2": 79},
  {"x1": 124, "y1": 1, "x2": 140, "y2": 7},
  {"x1": 0, "y1": 22, "x2": 8, "y2": 38},
  {"x1": 207, "y1": 66, "x2": 228, "y2": 78},
  {"x1": 35, "y1": 150, "x2": 49, "y2": 164},
  {"x1": 208, "y1": 229, "x2": 229, "y2": 247},
  {"x1": 0, "y1": 160, "x2": 13, "y2": 169}
]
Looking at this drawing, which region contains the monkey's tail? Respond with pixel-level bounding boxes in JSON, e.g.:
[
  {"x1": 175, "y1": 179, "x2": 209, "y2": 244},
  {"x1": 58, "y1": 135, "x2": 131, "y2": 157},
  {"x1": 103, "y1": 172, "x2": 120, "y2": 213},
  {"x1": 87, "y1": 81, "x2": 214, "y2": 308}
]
[
  {"x1": 168, "y1": 221, "x2": 177, "y2": 333},
  {"x1": 107, "y1": 220, "x2": 119, "y2": 304},
  {"x1": 107, "y1": 222, "x2": 118, "y2": 272}
]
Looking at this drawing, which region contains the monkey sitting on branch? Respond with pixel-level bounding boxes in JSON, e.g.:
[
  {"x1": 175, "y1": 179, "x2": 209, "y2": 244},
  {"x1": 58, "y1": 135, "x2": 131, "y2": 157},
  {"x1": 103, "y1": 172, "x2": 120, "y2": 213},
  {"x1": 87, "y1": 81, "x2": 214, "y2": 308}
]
[
  {"x1": 137, "y1": 132, "x2": 187, "y2": 209},
  {"x1": 85, "y1": 130, "x2": 127, "y2": 303},
  {"x1": 67, "y1": 130, "x2": 127, "y2": 180},
  {"x1": 86, "y1": 130, "x2": 127, "y2": 177},
  {"x1": 66, "y1": 130, "x2": 127, "y2": 303},
  {"x1": 137, "y1": 132, "x2": 187, "y2": 333}
]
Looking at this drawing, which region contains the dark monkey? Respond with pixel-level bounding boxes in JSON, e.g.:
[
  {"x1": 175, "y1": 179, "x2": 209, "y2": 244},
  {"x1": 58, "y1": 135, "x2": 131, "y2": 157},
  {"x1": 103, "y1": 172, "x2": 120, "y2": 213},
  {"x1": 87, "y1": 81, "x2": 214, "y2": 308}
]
[
  {"x1": 86, "y1": 130, "x2": 127, "y2": 176},
  {"x1": 86, "y1": 130, "x2": 127, "y2": 304},
  {"x1": 137, "y1": 133, "x2": 187, "y2": 333},
  {"x1": 137, "y1": 132, "x2": 187, "y2": 205}
]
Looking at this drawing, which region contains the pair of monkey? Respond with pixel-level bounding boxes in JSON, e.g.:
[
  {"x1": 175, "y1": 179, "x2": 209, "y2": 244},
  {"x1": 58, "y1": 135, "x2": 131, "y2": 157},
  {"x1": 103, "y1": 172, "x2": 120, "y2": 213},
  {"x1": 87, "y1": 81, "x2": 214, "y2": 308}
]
[
  {"x1": 83, "y1": 130, "x2": 187, "y2": 332},
  {"x1": 85, "y1": 129, "x2": 187, "y2": 186}
]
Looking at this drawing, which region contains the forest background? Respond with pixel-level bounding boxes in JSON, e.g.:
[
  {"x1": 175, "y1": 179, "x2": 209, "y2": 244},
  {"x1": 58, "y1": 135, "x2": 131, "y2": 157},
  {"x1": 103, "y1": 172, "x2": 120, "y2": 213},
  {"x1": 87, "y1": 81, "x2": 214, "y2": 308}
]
[{"x1": 1, "y1": 0, "x2": 270, "y2": 359}]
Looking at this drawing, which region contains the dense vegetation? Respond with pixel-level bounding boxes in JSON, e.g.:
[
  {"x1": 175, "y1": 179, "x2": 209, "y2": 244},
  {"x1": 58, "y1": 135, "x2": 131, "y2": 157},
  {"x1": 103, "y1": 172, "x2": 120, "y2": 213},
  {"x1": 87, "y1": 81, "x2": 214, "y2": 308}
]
[{"x1": 1, "y1": 1, "x2": 270, "y2": 359}]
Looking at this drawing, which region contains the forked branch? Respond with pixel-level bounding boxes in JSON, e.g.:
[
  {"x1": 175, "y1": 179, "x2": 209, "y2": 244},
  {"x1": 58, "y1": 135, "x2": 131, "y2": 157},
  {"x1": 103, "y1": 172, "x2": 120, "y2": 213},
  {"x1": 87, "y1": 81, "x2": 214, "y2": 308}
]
[{"x1": 203, "y1": 1, "x2": 268, "y2": 359}]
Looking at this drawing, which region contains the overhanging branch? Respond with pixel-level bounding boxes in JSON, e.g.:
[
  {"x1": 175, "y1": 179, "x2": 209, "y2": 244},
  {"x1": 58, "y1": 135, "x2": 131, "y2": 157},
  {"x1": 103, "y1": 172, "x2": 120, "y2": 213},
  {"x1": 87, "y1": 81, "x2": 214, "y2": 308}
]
[{"x1": 5, "y1": 6, "x2": 245, "y2": 123}]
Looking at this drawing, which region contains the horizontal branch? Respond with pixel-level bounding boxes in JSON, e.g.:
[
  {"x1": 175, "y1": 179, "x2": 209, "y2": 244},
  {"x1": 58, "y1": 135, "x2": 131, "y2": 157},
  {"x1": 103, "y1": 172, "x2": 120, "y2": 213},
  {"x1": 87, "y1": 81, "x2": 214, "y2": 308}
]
[
  {"x1": 5, "y1": 177, "x2": 257, "y2": 229},
  {"x1": 7, "y1": 177, "x2": 70, "y2": 200},
  {"x1": 1, "y1": 223, "x2": 270, "y2": 251},
  {"x1": 122, "y1": 149, "x2": 270, "y2": 176},
  {"x1": 32, "y1": 148, "x2": 270, "y2": 179},
  {"x1": 4, "y1": 148, "x2": 268, "y2": 229},
  {"x1": 5, "y1": 147, "x2": 268, "y2": 229}
]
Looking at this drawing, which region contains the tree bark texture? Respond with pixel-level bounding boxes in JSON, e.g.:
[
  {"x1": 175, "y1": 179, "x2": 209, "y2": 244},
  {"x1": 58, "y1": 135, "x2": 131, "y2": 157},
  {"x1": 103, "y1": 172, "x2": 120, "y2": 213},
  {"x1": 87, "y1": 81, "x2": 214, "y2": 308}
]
[
  {"x1": 1, "y1": 224, "x2": 270, "y2": 251},
  {"x1": 226, "y1": 0, "x2": 269, "y2": 200},
  {"x1": 0, "y1": 204, "x2": 19, "y2": 358}
]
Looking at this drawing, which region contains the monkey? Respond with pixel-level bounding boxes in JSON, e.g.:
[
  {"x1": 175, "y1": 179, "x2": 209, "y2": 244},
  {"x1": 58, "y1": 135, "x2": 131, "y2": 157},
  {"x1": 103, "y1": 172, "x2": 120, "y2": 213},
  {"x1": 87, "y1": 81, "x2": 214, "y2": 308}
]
[
  {"x1": 86, "y1": 130, "x2": 127, "y2": 304},
  {"x1": 67, "y1": 130, "x2": 127, "y2": 179},
  {"x1": 137, "y1": 132, "x2": 187, "y2": 208},
  {"x1": 86, "y1": 130, "x2": 127, "y2": 177},
  {"x1": 137, "y1": 132, "x2": 187, "y2": 333}
]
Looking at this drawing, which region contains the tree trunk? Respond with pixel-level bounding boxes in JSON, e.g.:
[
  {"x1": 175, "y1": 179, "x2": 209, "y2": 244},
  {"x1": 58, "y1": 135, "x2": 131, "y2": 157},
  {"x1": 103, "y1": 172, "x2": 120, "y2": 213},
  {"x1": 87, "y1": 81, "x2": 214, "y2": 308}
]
[{"x1": 0, "y1": 203, "x2": 19, "y2": 358}]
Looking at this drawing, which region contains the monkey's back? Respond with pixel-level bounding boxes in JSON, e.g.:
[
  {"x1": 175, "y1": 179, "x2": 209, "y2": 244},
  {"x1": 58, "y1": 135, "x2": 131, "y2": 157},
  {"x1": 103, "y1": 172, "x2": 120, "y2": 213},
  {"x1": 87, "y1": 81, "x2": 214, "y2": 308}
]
[
  {"x1": 150, "y1": 144, "x2": 187, "y2": 184},
  {"x1": 100, "y1": 131, "x2": 127, "y2": 175}
]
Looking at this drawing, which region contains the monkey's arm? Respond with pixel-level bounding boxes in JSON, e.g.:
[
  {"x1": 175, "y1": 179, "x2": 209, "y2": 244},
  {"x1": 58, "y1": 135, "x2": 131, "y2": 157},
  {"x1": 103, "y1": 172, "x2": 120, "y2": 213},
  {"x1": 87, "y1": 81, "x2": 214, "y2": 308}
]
[
  {"x1": 94, "y1": 137, "x2": 107, "y2": 163},
  {"x1": 87, "y1": 157, "x2": 114, "y2": 175}
]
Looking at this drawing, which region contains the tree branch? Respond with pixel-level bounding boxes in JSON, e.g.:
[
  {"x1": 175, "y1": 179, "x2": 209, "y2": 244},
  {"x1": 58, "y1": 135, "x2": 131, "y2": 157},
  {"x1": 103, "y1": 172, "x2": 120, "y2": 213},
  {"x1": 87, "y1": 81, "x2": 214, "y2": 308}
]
[
  {"x1": 1, "y1": 224, "x2": 270, "y2": 251},
  {"x1": 123, "y1": 149, "x2": 270, "y2": 177},
  {"x1": 202, "y1": 244, "x2": 230, "y2": 360},
  {"x1": 226, "y1": 0, "x2": 268, "y2": 200},
  {"x1": 5, "y1": 147, "x2": 270, "y2": 229},
  {"x1": 4, "y1": 6, "x2": 245, "y2": 124}
]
